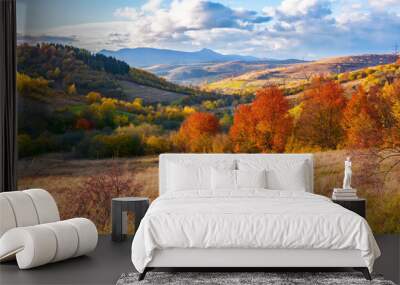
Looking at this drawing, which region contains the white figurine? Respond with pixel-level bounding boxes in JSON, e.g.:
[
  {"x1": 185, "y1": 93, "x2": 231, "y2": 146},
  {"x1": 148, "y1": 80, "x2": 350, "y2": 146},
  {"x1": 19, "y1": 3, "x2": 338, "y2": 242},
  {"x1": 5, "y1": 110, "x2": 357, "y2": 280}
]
[{"x1": 343, "y1": 156, "x2": 352, "y2": 190}]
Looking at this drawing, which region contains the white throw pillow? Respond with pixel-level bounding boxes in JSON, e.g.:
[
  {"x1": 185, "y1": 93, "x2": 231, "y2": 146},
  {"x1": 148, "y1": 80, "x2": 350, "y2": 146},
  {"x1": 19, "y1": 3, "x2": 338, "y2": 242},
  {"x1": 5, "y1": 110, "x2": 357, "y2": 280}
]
[
  {"x1": 211, "y1": 168, "x2": 236, "y2": 190},
  {"x1": 167, "y1": 162, "x2": 210, "y2": 191},
  {"x1": 236, "y1": 169, "x2": 267, "y2": 189},
  {"x1": 167, "y1": 159, "x2": 236, "y2": 192},
  {"x1": 238, "y1": 159, "x2": 308, "y2": 191}
]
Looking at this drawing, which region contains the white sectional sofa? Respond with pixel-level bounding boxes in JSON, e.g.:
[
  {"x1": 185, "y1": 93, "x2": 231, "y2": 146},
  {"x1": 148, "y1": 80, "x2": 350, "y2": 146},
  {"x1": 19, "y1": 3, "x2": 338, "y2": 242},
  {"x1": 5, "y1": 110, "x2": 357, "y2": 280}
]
[{"x1": 0, "y1": 189, "x2": 98, "y2": 269}]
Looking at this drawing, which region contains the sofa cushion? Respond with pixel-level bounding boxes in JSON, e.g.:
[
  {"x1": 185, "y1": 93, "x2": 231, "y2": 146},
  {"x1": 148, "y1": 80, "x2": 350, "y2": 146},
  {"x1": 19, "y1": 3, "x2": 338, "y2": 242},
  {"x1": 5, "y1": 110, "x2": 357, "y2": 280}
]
[
  {"x1": 0, "y1": 192, "x2": 39, "y2": 227},
  {"x1": 0, "y1": 196, "x2": 17, "y2": 237},
  {"x1": 24, "y1": 189, "x2": 60, "y2": 224}
]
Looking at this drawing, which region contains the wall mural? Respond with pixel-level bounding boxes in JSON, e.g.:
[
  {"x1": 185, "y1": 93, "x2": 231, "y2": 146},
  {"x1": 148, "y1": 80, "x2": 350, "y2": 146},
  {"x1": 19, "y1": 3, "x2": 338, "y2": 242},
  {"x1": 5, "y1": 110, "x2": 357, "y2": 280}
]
[{"x1": 16, "y1": 0, "x2": 400, "y2": 233}]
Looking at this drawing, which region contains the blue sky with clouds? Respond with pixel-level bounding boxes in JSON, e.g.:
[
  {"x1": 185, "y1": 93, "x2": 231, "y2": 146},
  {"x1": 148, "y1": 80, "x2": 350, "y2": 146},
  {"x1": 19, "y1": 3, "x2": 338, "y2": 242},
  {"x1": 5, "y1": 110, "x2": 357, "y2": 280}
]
[{"x1": 17, "y1": 0, "x2": 400, "y2": 60}]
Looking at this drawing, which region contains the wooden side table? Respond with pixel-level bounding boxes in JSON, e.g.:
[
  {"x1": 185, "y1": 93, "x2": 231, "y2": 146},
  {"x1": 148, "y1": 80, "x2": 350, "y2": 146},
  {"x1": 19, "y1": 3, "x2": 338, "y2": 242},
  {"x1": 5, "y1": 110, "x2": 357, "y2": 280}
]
[
  {"x1": 111, "y1": 197, "x2": 149, "y2": 242},
  {"x1": 332, "y1": 198, "x2": 366, "y2": 218}
]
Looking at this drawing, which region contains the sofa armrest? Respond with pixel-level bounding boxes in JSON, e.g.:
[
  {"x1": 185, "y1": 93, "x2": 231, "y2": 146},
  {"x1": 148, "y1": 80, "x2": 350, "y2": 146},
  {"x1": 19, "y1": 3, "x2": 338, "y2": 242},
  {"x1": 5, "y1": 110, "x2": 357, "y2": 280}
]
[{"x1": 0, "y1": 226, "x2": 57, "y2": 268}]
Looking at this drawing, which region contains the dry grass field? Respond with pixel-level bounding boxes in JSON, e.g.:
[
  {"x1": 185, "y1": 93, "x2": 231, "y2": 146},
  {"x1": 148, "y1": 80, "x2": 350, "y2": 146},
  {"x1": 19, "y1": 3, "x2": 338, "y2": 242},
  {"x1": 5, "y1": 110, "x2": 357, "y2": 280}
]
[
  {"x1": 18, "y1": 151, "x2": 400, "y2": 234},
  {"x1": 18, "y1": 155, "x2": 159, "y2": 233},
  {"x1": 118, "y1": 80, "x2": 187, "y2": 103}
]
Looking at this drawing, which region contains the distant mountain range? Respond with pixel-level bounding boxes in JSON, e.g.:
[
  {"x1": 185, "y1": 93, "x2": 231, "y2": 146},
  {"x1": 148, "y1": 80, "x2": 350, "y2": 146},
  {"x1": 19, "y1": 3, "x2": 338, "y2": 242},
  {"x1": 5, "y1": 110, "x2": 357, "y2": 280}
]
[
  {"x1": 99, "y1": 47, "x2": 261, "y2": 67},
  {"x1": 99, "y1": 47, "x2": 311, "y2": 85},
  {"x1": 145, "y1": 60, "x2": 305, "y2": 85}
]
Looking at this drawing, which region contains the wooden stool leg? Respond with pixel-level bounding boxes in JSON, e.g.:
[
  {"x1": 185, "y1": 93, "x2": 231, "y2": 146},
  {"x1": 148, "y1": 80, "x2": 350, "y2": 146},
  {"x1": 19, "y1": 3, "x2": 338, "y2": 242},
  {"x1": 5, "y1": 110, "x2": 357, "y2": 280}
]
[{"x1": 112, "y1": 201, "x2": 123, "y2": 241}]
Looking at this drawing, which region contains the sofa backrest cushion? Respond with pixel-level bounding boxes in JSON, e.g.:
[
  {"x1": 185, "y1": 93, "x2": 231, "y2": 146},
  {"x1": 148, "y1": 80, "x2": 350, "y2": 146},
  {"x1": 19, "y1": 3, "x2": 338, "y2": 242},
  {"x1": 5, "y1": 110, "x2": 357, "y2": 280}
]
[
  {"x1": 0, "y1": 189, "x2": 60, "y2": 238},
  {"x1": 0, "y1": 196, "x2": 17, "y2": 237}
]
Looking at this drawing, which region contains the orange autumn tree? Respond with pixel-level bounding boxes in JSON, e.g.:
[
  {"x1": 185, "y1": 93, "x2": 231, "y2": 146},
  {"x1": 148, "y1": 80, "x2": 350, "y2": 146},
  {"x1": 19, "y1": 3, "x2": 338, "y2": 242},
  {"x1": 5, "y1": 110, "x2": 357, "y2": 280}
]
[
  {"x1": 342, "y1": 86, "x2": 393, "y2": 148},
  {"x1": 230, "y1": 86, "x2": 292, "y2": 152},
  {"x1": 294, "y1": 77, "x2": 346, "y2": 149},
  {"x1": 382, "y1": 79, "x2": 400, "y2": 146},
  {"x1": 229, "y1": 104, "x2": 258, "y2": 152},
  {"x1": 176, "y1": 112, "x2": 220, "y2": 152}
]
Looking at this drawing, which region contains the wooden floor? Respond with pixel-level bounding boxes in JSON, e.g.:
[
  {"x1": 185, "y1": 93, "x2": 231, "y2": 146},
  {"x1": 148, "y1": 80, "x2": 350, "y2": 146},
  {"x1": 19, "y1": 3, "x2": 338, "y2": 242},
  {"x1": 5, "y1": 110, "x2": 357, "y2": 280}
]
[
  {"x1": 0, "y1": 235, "x2": 399, "y2": 285},
  {"x1": 0, "y1": 236, "x2": 133, "y2": 285}
]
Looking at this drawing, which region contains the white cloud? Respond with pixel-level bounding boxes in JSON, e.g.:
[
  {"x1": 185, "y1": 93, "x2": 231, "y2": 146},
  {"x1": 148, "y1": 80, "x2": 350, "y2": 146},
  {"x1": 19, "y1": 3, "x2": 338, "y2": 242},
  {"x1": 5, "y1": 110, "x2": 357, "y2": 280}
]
[
  {"x1": 113, "y1": 0, "x2": 271, "y2": 31},
  {"x1": 142, "y1": 0, "x2": 162, "y2": 12},
  {"x1": 113, "y1": 7, "x2": 139, "y2": 19},
  {"x1": 278, "y1": 0, "x2": 331, "y2": 18},
  {"x1": 369, "y1": 0, "x2": 400, "y2": 9},
  {"x1": 33, "y1": 0, "x2": 400, "y2": 59}
]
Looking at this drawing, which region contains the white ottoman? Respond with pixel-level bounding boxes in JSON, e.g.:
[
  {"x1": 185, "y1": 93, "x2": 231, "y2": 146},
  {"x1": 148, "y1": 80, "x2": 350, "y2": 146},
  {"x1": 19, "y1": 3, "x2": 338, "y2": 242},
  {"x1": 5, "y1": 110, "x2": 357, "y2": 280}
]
[{"x1": 0, "y1": 189, "x2": 98, "y2": 269}]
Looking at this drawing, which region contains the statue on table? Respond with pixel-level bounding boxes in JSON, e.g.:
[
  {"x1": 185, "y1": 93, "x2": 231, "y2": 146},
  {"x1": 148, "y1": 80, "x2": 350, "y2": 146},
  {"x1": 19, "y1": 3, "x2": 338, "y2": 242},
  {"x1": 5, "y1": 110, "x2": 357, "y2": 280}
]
[{"x1": 343, "y1": 156, "x2": 352, "y2": 190}]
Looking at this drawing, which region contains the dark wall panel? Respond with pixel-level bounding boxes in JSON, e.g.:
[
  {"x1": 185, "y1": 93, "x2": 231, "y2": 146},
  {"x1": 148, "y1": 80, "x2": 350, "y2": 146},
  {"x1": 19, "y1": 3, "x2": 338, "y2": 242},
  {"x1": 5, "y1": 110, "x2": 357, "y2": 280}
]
[{"x1": 0, "y1": 0, "x2": 17, "y2": 192}]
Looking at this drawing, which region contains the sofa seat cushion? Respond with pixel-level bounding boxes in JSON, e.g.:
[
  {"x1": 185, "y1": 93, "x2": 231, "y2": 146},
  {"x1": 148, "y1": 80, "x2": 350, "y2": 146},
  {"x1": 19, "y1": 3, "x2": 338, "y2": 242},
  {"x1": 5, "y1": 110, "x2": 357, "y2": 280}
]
[{"x1": 0, "y1": 218, "x2": 97, "y2": 269}]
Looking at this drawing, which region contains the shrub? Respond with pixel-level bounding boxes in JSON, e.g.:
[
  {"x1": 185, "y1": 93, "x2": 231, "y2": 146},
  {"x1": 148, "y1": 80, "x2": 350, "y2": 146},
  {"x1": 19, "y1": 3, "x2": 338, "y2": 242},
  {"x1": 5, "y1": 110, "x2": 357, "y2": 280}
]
[
  {"x1": 64, "y1": 163, "x2": 142, "y2": 232},
  {"x1": 18, "y1": 134, "x2": 36, "y2": 158},
  {"x1": 86, "y1": 91, "x2": 102, "y2": 103},
  {"x1": 56, "y1": 131, "x2": 85, "y2": 152},
  {"x1": 76, "y1": 132, "x2": 144, "y2": 158},
  {"x1": 145, "y1": 135, "x2": 171, "y2": 154}
]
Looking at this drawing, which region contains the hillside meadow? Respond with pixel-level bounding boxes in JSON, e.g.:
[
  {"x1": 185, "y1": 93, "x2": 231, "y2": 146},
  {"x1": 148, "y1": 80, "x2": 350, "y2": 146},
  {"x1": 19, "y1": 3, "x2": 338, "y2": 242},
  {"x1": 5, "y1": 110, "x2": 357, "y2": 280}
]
[
  {"x1": 18, "y1": 151, "x2": 400, "y2": 234},
  {"x1": 203, "y1": 55, "x2": 399, "y2": 96}
]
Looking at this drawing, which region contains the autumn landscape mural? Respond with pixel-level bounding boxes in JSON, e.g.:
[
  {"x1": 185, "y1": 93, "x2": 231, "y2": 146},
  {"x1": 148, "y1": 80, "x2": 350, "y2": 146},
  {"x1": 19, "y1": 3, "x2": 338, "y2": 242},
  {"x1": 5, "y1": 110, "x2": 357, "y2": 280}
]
[{"x1": 16, "y1": 0, "x2": 400, "y2": 233}]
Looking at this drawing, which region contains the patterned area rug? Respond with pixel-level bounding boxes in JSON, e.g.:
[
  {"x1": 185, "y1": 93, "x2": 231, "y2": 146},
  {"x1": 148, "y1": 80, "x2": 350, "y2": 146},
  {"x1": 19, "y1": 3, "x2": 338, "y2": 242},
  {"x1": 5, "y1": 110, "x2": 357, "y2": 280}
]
[{"x1": 116, "y1": 272, "x2": 396, "y2": 285}]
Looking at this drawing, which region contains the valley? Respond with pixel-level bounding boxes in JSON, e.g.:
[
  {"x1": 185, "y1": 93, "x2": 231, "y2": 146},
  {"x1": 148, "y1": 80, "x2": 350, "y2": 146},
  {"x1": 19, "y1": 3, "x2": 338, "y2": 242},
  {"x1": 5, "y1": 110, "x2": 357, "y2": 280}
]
[
  {"x1": 202, "y1": 54, "x2": 399, "y2": 95},
  {"x1": 99, "y1": 47, "x2": 398, "y2": 90},
  {"x1": 145, "y1": 60, "x2": 304, "y2": 85},
  {"x1": 100, "y1": 47, "x2": 307, "y2": 85}
]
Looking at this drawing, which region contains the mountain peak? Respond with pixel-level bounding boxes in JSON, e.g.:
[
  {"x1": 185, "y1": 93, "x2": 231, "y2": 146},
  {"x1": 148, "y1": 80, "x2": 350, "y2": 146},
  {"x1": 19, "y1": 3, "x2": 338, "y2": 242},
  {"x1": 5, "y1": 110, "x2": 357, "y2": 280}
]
[
  {"x1": 199, "y1": 48, "x2": 215, "y2": 52},
  {"x1": 99, "y1": 47, "x2": 260, "y2": 67}
]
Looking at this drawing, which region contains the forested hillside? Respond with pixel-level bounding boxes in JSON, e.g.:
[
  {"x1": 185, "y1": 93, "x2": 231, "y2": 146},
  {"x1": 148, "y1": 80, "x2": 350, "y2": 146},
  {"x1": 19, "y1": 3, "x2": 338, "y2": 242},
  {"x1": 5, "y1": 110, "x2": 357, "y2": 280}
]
[
  {"x1": 17, "y1": 43, "x2": 200, "y2": 99},
  {"x1": 16, "y1": 43, "x2": 250, "y2": 159}
]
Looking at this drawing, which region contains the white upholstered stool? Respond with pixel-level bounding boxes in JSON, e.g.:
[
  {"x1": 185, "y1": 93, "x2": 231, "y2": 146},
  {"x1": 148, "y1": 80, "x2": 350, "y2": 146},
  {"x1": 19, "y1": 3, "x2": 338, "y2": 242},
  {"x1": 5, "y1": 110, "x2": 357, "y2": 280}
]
[{"x1": 0, "y1": 189, "x2": 98, "y2": 269}]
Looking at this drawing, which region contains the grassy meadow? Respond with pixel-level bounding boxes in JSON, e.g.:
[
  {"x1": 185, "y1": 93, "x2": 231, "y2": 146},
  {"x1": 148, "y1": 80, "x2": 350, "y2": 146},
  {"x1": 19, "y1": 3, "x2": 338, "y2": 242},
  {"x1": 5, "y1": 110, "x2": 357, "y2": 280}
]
[{"x1": 18, "y1": 151, "x2": 400, "y2": 234}]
